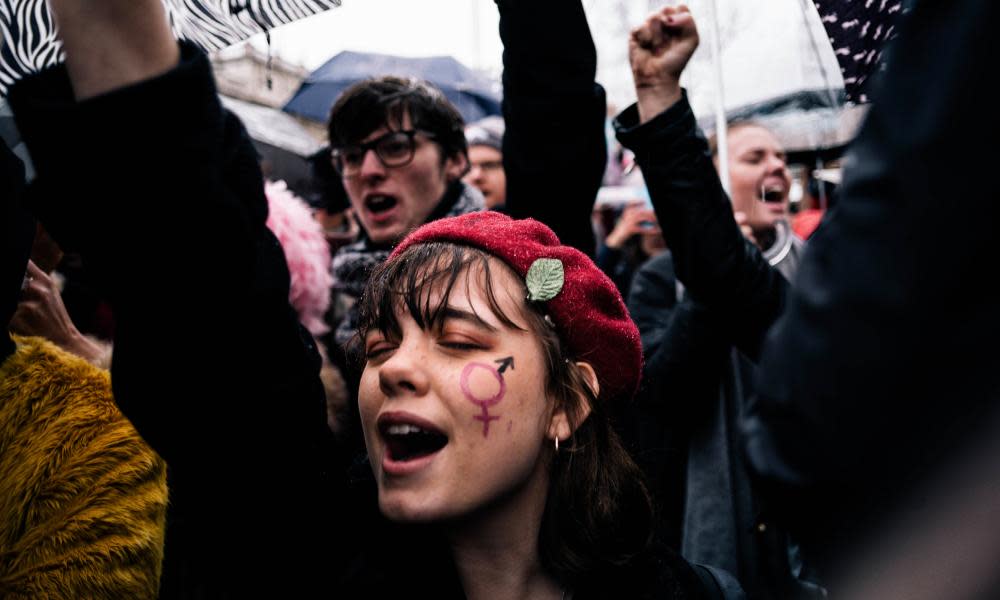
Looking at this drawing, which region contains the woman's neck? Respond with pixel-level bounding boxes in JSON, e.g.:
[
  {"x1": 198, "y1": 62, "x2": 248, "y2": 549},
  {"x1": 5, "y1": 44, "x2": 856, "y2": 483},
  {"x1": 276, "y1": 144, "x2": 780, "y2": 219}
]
[
  {"x1": 446, "y1": 469, "x2": 562, "y2": 600},
  {"x1": 449, "y1": 532, "x2": 562, "y2": 600}
]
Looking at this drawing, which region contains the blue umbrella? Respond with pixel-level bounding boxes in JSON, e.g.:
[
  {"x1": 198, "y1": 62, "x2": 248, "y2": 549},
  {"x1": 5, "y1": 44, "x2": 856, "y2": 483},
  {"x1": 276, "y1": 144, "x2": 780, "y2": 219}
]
[{"x1": 283, "y1": 50, "x2": 501, "y2": 124}]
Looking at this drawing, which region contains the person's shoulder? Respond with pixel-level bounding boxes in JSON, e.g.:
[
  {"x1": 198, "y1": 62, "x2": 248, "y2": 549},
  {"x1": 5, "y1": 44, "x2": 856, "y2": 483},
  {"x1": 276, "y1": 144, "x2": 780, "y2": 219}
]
[
  {"x1": 3, "y1": 335, "x2": 109, "y2": 392},
  {"x1": 637, "y1": 250, "x2": 676, "y2": 279},
  {"x1": 575, "y1": 542, "x2": 716, "y2": 600},
  {"x1": 629, "y1": 251, "x2": 677, "y2": 306}
]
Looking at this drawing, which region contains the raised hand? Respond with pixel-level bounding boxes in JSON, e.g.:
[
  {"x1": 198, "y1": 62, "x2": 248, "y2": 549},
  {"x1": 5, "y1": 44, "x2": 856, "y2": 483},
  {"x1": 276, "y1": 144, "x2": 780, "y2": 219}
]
[
  {"x1": 628, "y1": 5, "x2": 700, "y2": 124},
  {"x1": 10, "y1": 260, "x2": 109, "y2": 365},
  {"x1": 605, "y1": 203, "x2": 660, "y2": 249}
]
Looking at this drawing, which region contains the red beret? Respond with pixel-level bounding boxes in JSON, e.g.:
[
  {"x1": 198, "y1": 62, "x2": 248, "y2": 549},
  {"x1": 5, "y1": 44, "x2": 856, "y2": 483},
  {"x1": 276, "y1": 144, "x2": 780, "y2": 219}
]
[{"x1": 391, "y1": 212, "x2": 642, "y2": 404}]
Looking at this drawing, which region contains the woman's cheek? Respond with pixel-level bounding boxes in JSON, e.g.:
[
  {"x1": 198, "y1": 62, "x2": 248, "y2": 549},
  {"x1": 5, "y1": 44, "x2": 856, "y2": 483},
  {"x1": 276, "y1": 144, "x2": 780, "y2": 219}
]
[{"x1": 459, "y1": 356, "x2": 515, "y2": 438}]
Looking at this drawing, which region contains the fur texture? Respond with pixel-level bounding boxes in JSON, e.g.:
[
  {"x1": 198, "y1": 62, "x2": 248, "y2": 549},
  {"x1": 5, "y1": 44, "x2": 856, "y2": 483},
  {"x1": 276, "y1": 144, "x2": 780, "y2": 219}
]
[
  {"x1": 0, "y1": 336, "x2": 167, "y2": 599},
  {"x1": 265, "y1": 179, "x2": 333, "y2": 337}
]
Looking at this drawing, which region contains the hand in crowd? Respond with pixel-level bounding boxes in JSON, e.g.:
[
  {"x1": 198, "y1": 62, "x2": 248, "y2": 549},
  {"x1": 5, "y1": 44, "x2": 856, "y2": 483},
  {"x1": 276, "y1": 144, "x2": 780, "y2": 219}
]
[
  {"x1": 10, "y1": 260, "x2": 109, "y2": 366},
  {"x1": 629, "y1": 5, "x2": 700, "y2": 124},
  {"x1": 605, "y1": 203, "x2": 661, "y2": 249},
  {"x1": 734, "y1": 211, "x2": 759, "y2": 248}
]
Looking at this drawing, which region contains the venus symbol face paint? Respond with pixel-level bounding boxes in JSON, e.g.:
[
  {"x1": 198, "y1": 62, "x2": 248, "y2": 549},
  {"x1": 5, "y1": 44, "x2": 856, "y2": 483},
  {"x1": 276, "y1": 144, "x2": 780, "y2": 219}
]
[
  {"x1": 460, "y1": 357, "x2": 514, "y2": 437},
  {"x1": 357, "y1": 257, "x2": 557, "y2": 524}
]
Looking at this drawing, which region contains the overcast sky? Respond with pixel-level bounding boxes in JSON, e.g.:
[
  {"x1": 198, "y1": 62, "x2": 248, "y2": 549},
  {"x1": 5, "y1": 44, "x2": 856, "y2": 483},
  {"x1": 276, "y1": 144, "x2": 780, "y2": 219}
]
[
  {"x1": 249, "y1": 0, "x2": 842, "y2": 116},
  {"x1": 253, "y1": 0, "x2": 504, "y2": 74}
]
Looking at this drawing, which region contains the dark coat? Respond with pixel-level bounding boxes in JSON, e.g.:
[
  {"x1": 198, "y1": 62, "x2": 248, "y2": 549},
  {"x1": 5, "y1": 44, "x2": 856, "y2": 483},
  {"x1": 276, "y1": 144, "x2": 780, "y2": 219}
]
[
  {"x1": 614, "y1": 96, "x2": 786, "y2": 360},
  {"x1": 743, "y1": 0, "x2": 1000, "y2": 580},
  {"x1": 341, "y1": 526, "x2": 717, "y2": 600},
  {"x1": 11, "y1": 44, "x2": 343, "y2": 598},
  {"x1": 615, "y1": 98, "x2": 821, "y2": 599},
  {"x1": 497, "y1": 0, "x2": 606, "y2": 257}
]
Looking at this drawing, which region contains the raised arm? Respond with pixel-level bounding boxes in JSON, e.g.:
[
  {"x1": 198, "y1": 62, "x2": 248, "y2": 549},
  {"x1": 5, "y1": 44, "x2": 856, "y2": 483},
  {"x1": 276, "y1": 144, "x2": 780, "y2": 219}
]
[
  {"x1": 9, "y1": 1, "x2": 336, "y2": 594},
  {"x1": 497, "y1": 0, "x2": 606, "y2": 256},
  {"x1": 50, "y1": 0, "x2": 178, "y2": 99},
  {"x1": 614, "y1": 7, "x2": 786, "y2": 357}
]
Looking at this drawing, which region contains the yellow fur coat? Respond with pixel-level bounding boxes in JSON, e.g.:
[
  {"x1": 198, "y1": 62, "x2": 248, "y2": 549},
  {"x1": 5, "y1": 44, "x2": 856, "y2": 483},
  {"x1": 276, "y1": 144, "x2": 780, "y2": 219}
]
[{"x1": 0, "y1": 336, "x2": 167, "y2": 599}]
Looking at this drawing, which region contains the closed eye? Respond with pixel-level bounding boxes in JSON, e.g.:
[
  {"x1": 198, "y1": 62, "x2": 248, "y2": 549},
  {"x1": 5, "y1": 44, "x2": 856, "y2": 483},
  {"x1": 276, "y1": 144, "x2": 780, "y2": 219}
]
[
  {"x1": 365, "y1": 341, "x2": 397, "y2": 361},
  {"x1": 439, "y1": 341, "x2": 483, "y2": 351},
  {"x1": 438, "y1": 340, "x2": 483, "y2": 351},
  {"x1": 437, "y1": 330, "x2": 488, "y2": 352}
]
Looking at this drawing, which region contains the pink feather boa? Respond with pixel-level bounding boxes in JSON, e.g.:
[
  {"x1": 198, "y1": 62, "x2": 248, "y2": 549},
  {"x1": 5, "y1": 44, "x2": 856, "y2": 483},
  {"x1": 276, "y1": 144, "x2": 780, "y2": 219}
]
[{"x1": 264, "y1": 180, "x2": 332, "y2": 337}]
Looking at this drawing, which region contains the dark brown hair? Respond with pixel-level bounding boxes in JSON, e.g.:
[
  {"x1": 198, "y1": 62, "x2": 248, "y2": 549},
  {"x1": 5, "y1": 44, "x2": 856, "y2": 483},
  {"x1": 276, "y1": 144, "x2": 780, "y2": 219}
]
[
  {"x1": 327, "y1": 76, "x2": 468, "y2": 168},
  {"x1": 355, "y1": 242, "x2": 654, "y2": 587}
]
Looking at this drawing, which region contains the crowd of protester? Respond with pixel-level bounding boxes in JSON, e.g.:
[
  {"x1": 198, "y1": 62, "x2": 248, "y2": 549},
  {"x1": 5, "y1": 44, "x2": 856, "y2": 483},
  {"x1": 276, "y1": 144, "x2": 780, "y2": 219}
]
[{"x1": 2, "y1": 0, "x2": 998, "y2": 598}]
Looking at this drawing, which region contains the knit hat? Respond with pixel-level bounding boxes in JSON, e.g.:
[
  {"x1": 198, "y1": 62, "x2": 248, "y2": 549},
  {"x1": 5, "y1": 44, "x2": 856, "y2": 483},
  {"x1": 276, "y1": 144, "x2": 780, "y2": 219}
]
[
  {"x1": 464, "y1": 116, "x2": 505, "y2": 152},
  {"x1": 390, "y1": 211, "x2": 642, "y2": 404}
]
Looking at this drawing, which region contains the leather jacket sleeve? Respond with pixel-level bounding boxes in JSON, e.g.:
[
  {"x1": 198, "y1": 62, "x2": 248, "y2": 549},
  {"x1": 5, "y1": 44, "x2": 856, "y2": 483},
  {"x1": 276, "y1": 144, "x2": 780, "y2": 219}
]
[{"x1": 615, "y1": 95, "x2": 787, "y2": 359}]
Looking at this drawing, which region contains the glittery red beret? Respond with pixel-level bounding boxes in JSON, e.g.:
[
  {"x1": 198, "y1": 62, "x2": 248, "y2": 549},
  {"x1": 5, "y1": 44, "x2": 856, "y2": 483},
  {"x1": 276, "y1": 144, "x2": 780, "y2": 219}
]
[{"x1": 390, "y1": 211, "x2": 642, "y2": 404}]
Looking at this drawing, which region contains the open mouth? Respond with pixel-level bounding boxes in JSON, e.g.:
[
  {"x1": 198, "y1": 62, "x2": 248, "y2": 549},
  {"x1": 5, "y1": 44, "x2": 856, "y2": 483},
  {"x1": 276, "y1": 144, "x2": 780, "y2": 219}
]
[
  {"x1": 759, "y1": 185, "x2": 785, "y2": 203},
  {"x1": 365, "y1": 194, "x2": 399, "y2": 215},
  {"x1": 379, "y1": 422, "x2": 448, "y2": 463}
]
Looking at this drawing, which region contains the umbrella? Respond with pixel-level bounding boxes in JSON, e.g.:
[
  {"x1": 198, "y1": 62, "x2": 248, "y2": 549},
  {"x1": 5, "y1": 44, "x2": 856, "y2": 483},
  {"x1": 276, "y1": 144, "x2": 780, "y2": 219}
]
[
  {"x1": 221, "y1": 94, "x2": 321, "y2": 158},
  {"x1": 594, "y1": 0, "x2": 903, "y2": 158},
  {"x1": 811, "y1": 0, "x2": 907, "y2": 104},
  {"x1": 219, "y1": 94, "x2": 322, "y2": 197},
  {"x1": 673, "y1": 0, "x2": 904, "y2": 194},
  {"x1": 282, "y1": 50, "x2": 501, "y2": 124},
  {"x1": 0, "y1": 0, "x2": 341, "y2": 96}
]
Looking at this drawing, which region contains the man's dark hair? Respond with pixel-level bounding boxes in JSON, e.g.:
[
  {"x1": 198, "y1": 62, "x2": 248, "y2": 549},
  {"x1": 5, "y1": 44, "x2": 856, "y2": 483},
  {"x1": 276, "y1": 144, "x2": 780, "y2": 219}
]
[{"x1": 327, "y1": 76, "x2": 468, "y2": 166}]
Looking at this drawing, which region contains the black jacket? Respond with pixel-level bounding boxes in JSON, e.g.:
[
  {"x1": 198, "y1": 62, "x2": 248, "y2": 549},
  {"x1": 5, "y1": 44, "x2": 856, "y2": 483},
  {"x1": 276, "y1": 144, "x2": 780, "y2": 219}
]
[
  {"x1": 498, "y1": 0, "x2": 606, "y2": 257},
  {"x1": 743, "y1": 0, "x2": 1000, "y2": 579},
  {"x1": 614, "y1": 96, "x2": 786, "y2": 362},
  {"x1": 614, "y1": 97, "x2": 824, "y2": 599},
  {"x1": 11, "y1": 44, "x2": 343, "y2": 598}
]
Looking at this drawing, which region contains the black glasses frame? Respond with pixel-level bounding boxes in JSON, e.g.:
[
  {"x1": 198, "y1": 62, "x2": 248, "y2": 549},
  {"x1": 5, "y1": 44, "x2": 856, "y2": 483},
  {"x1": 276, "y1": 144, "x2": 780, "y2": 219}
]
[{"x1": 330, "y1": 129, "x2": 435, "y2": 177}]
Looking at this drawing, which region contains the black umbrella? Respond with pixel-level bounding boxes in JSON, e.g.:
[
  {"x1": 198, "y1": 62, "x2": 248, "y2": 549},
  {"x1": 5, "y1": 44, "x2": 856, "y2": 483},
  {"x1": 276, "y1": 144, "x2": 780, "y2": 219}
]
[{"x1": 811, "y1": 0, "x2": 909, "y2": 103}]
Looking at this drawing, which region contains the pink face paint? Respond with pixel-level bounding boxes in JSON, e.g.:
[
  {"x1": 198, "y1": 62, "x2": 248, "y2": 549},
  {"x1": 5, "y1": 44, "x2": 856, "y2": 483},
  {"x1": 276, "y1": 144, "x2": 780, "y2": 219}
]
[{"x1": 460, "y1": 361, "x2": 506, "y2": 437}]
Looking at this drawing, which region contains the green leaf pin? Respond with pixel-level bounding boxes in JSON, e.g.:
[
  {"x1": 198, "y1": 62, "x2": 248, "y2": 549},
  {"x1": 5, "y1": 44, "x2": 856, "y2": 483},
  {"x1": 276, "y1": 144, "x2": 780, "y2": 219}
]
[{"x1": 525, "y1": 258, "x2": 564, "y2": 302}]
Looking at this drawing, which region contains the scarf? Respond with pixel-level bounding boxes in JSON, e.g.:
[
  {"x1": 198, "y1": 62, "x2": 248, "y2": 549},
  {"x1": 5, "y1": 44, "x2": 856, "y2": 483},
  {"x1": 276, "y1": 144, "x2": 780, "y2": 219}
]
[{"x1": 332, "y1": 181, "x2": 485, "y2": 346}]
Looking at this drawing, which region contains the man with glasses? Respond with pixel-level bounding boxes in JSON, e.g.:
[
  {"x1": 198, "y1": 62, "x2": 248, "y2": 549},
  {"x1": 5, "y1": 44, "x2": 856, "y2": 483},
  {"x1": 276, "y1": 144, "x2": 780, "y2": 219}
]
[
  {"x1": 327, "y1": 75, "x2": 485, "y2": 347},
  {"x1": 327, "y1": 0, "x2": 608, "y2": 351},
  {"x1": 329, "y1": 77, "x2": 480, "y2": 250}
]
